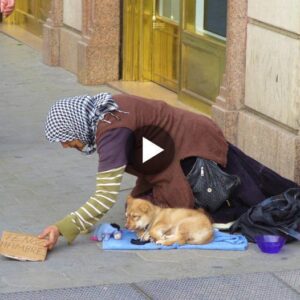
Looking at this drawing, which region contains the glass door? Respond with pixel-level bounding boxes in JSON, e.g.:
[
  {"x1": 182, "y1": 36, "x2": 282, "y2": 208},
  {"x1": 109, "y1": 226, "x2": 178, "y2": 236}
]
[
  {"x1": 180, "y1": 0, "x2": 227, "y2": 114},
  {"x1": 151, "y1": 0, "x2": 180, "y2": 91},
  {"x1": 122, "y1": 0, "x2": 180, "y2": 92},
  {"x1": 122, "y1": 0, "x2": 227, "y2": 115}
]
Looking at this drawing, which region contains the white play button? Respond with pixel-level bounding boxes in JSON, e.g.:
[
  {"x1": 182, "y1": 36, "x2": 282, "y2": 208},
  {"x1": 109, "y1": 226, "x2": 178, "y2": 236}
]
[
  {"x1": 130, "y1": 125, "x2": 175, "y2": 175},
  {"x1": 142, "y1": 137, "x2": 164, "y2": 163}
]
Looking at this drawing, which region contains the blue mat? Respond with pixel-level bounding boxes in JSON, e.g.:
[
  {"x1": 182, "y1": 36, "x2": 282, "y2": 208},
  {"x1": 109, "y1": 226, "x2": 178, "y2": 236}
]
[{"x1": 101, "y1": 229, "x2": 248, "y2": 251}]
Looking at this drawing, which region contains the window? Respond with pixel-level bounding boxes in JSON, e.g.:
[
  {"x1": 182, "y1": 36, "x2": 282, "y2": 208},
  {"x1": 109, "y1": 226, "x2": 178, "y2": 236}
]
[
  {"x1": 158, "y1": 0, "x2": 180, "y2": 22},
  {"x1": 196, "y1": 0, "x2": 227, "y2": 39}
]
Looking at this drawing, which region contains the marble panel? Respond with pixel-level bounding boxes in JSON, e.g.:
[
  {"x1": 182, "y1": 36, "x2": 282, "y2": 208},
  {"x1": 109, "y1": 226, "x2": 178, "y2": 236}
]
[
  {"x1": 245, "y1": 24, "x2": 300, "y2": 129},
  {"x1": 248, "y1": 0, "x2": 300, "y2": 34},
  {"x1": 238, "y1": 111, "x2": 298, "y2": 181},
  {"x1": 63, "y1": 0, "x2": 82, "y2": 31}
]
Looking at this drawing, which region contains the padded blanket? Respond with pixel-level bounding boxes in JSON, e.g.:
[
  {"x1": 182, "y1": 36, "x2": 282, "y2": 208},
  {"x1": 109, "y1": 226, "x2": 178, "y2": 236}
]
[{"x1": 101, "y1": 229, "x2": 248, "y2": 251}]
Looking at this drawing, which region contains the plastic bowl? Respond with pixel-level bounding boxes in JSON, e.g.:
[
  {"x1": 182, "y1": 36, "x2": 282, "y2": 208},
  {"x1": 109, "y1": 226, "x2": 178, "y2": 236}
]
[{"x1": 254, "y1": 235, "x2": 286, "y2": 254}]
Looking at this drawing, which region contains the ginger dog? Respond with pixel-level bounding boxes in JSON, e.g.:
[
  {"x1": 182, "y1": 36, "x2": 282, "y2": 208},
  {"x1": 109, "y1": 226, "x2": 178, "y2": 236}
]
[{"x1": 125, "y1": 196, "x2": 213, "y2": 246}]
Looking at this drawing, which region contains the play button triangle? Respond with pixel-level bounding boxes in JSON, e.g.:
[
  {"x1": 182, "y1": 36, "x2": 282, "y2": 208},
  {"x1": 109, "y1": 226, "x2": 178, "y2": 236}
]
[{"x1": 142, "y1": 137, "x2": 164, "y2": 163}]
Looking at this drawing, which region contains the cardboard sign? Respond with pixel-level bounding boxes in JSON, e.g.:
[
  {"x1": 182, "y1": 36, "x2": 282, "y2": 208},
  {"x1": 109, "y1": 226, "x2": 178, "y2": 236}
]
[{"x1": 0, "y1": 231, "x2": 47, "y2": 261}]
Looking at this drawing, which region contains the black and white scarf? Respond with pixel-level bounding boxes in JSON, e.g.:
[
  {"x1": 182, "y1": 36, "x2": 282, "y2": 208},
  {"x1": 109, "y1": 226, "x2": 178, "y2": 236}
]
[{"x1": 45, "y1": 93, "x2": 121, "y2": 155}]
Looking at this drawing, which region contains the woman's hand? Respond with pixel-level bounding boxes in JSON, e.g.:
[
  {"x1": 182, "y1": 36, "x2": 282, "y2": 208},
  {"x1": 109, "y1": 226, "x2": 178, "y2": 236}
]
[{"x1": 39, "y1": 225, "x2": 60, "y2": 250}]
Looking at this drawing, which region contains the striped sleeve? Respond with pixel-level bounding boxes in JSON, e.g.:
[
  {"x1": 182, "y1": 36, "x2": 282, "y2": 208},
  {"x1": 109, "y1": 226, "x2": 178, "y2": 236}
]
[{"x1": 55, "y1": 165, "x2": 125, "y2": 244}]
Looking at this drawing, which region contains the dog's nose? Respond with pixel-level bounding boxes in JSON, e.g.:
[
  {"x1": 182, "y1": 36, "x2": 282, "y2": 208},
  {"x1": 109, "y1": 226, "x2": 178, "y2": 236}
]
[{"x1": 125, "y1": 222, "x2": 133, "y2": 230}]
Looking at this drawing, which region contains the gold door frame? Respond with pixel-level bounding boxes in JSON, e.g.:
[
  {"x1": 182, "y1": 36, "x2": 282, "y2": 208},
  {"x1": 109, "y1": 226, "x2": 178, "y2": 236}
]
[{"x1": 122, "y1": 0, "x2": 144, "y2": 81}]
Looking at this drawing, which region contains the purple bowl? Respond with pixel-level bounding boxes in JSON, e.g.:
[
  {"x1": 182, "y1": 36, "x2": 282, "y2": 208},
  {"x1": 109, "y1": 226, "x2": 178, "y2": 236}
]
[{"x1": 254, "y1": 235, "x2": 286, "y2": 254}]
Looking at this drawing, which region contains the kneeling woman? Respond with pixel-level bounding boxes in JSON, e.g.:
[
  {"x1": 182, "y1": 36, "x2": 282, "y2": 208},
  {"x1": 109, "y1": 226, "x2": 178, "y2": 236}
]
[{"x1": 40, "y1": 93, "x2": 298, "y2": 249}]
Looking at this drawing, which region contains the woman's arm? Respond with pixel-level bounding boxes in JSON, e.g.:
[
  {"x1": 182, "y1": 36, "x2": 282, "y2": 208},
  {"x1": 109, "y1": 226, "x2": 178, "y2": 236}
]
[
  {"x1": 39, "y1": 128, "x2": 133, "y2": 248},
  {"x1": 55, "y1": 166, "x2": 125, "y2": 243}
]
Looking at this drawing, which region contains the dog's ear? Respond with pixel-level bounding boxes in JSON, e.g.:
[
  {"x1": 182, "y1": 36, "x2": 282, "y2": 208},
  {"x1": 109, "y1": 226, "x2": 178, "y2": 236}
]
[{"x1": 140, "y1": 202, "x2": 151, "y2": 213}]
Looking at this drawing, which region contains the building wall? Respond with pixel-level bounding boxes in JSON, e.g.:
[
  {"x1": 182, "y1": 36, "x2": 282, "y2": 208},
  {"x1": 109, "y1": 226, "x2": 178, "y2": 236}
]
[
  {"x1": 213, "y1": 0, "x2": 300, "y2": 183},
  {"x1": 42, "y1": 0, "x2": 300, "y2": 183},
  {"x1": 43, "y1": 0, "x2": 120, "y2": 85}
]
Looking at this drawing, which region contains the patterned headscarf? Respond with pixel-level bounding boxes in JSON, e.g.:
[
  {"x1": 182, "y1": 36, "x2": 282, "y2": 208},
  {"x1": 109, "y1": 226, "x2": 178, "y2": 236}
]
[{"x1": 45, "y1": 93, "x2": 120, "y2": 155}]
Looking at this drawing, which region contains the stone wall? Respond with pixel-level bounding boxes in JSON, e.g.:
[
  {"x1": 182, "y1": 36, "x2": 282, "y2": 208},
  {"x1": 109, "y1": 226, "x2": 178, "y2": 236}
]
[{"x1": 213, "y1": 0, "x2": 300, "y2": 183}]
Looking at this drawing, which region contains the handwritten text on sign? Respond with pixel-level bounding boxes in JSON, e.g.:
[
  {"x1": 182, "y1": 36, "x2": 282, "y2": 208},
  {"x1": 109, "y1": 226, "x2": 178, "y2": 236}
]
[{"x1": 0, "y1": 231, "x2": 47, "y2": 261}]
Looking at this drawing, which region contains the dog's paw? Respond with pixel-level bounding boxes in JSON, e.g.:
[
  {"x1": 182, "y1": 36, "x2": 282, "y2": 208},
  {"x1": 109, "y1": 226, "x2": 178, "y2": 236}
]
[
  {"x1": 156, "y1": 238, "x2": 177, "y2": 246},
  {"x1": 155, "y1": 240, "x2": 164, "y2": 245},
  {"x1": 141, "y1": 231, "x2": 151, "y2": 241},
  {"x1": 136, "y1": 230, "x2": 145, "y2": 239}
]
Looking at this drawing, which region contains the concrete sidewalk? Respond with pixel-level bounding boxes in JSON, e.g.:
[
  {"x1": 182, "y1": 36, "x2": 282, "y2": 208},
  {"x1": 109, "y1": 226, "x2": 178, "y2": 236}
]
[{"x1": 0, "y1": 32, "x2": 300, "y2": 299}]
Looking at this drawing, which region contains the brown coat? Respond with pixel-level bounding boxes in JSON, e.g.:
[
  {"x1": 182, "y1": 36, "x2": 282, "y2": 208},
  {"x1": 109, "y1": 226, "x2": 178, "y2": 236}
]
[{"x1": 96, "y1": 94, "x2": 228, "y2": 208}]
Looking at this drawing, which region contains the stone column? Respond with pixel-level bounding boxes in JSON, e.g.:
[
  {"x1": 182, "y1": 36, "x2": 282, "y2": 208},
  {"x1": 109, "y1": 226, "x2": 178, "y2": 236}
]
[
  {"x1": 212, "y1": 0, "x2": 248, "y2": 144},
  {"x1": 77, "y1": 0, "x2": 121, "y2": 85},
  {"x1": 43, "y1": 0, "x2": 64, "y2": 66}
]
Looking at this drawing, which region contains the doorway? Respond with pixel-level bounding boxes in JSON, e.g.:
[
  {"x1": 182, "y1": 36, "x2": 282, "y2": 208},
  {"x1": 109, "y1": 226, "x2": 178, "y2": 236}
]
[{"x1": 122, "y1": 0, "x2": 227, "y2": 115}]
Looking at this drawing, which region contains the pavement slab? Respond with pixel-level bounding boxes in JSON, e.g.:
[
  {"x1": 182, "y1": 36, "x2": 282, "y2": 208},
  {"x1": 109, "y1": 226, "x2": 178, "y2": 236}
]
[{"x1": 0, "y1": 32, "x2": 300, "y2": 299}]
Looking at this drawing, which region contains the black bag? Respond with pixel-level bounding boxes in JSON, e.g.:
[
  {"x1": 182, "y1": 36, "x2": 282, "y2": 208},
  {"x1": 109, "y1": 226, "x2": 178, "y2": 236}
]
[
  {"x1": 186, "y1": 158, "x2": 240, "y2": 212},
  {"x1": 230, "y1": 188, "x2": 300, "y2": 243}
]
